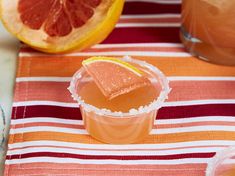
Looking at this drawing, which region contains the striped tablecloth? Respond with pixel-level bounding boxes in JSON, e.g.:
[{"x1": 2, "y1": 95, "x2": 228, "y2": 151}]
[{"x1": 4, "y1": 0, "x2": 235, "y2": 176}]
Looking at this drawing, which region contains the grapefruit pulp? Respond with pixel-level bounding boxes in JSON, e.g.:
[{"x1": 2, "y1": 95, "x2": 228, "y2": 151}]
[
  {"x1": 82, "y1": 57, "x2": 151, "y2": 100},
  {"x1": 0, "y1": 0, "x2": 124, "y2": 53}
]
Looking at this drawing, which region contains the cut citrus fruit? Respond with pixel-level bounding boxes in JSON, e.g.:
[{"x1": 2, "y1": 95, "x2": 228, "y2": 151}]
[
  {"x1": 82, "y1": 57, "x2": 151, "y2": 100},
  {"x1": 0, "y1": 0, "x2": 124, "y2": 53}
]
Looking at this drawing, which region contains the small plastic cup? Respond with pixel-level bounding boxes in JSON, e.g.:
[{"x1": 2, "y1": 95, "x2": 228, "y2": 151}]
[
  {"x1": 68, "y1": 57, "x2": 170, "y2": 144},
  {"x1": 206, "y1": 146, "x2": 235, "y2": 176}
]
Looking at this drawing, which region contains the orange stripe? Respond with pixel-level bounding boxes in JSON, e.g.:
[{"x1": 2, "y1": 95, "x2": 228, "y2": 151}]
[
  {"x1": 13, "y1": 81, "x2": 235, "y2": 102},
  {"x1": 134, "y1": 56, "x2": 235, "y2": 77},
  {"x1": 4, "y1": 164, "x2": 206, "y2": 176},
  {"x1": 5, "y1": 162, "x2": 206, "y2": 170},
  {"x1": 8, "y1": 132, "x2": 101, "y2": 144},
  {"x1": 17, "y1": 56, "x2": 235, "y2": 77},
  {"x1": 119, "y1": 17, "x2": 180, "y2": 23},
  {"x1": 14, "y1": 82, "x2": 71, "y2": 102},
  {"x1": 8, "y1": 131, "x2": 235, "y2": 144},
  {"x1": 168, "y1": 80, "x2": 235, "y2": 102},
  {"x1": 155, "y1": 121, "x2": 235, "y2": 129},
  {"x1": 11, "y1": 123, "x2": 84, "y2": 129},
  {"x1": 11, "y1": 121, "x2": 235, "y2": 130}
]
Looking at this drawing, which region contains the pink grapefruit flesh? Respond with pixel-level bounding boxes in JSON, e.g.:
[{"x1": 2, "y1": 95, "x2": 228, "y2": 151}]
[
  {"x1": 18, "y1": 0, "x2": 101, "y2": 37},
  {"x1": 82, "y1": 57, "x2": 151, "y2": 100}
]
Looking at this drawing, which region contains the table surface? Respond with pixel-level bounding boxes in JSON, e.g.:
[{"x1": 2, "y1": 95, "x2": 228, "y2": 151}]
[{"x1": 0, "y1": 21, "x2": 19, "y2": 174}]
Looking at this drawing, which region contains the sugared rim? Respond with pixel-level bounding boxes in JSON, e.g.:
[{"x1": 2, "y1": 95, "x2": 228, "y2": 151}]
[
  {"x1": 206, "y1": 146, "x2": 235, "y2": 176},
  {"x1": 68, "y1": 56, "x2": 171, "y2": 117}
]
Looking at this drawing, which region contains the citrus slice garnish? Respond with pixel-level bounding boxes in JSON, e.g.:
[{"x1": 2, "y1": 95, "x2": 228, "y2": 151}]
[
  {"x1": 82, "y1": 57, "x2": 151, "y2": 100},
  {"x1": 0, "y1": 0, "x2": 124, "y2": 53}
]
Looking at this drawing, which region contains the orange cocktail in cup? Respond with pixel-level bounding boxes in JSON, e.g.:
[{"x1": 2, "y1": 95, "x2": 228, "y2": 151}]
[{"x1": 69, "y1": 56, "x2": 170, "y2": 144}]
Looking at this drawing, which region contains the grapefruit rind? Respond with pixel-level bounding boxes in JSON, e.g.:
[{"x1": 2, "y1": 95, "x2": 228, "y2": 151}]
[{"x1": 82, "y1": 57, "x2": 144, "y2": 77}]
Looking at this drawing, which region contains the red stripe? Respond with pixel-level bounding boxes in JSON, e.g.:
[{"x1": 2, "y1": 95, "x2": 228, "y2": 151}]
[
  {"x1": 122, "y1": 2, "x2": 181, "y2": 14},
  {"x1": 158, "y1": 104, "x2": 235, "y2": 119},
  {"x1": 12, "y1": 104, "x2": 235, "y2": 120},
  {"x1": 20, "y1": 28, "x2": 181, "y2": 46},
  {"x1": 6, "y1": 152, "x2": 215, "y2": 160},
  {"x1": 102, "y1": 27, "x2": 180, "y2": 44},
  {"x1": 12, "y1": 106, "x2": 82, "y2": 120}
]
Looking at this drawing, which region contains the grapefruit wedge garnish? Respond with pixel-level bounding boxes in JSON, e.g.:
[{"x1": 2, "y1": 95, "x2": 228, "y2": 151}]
[
  {"x1": 0, "y1": 0, "x2": 124, "y2": 53},
  {"x1": 82, "y1": 57, "x2": 151, "y2": 100}
]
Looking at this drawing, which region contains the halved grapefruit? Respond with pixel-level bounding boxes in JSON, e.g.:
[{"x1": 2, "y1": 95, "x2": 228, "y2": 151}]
[
  {"x1": 82, "y1": 57, "x2": 151, "y2": 100},
  {"x1": 0, "y1": 0, "x2": 124, "y2": 53}
]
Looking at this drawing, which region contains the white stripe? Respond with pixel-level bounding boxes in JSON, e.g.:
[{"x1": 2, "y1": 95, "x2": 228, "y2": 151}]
[
  {"x1": 7, "y1": 146, "x2": 223, "y2": 156},
  {"x1": 21, "y1": 43, "x2": 184, "y2": 49},
  {"x1": 223, "y1": 159, "x2": 235, "y2": 164},
  {"x1": 11, "y1": 117, "x2": 83, "y2": 125},
  {"x1": 168, "y1": 76, "x2": 235, "y2": 81},
  {"x1": 5, "y1": 157, "x2": 211, "y2": 165},
  {"x1": 121, "y1": 14, "x2": 181, "y2": 19},
  {"x1": 16, "y1": 77, "x2": 71, "y2": 82},
  {"x1": 125, "y1": 0, "x2": 182, "y2": 4},
  {"x1": 156, "y1": 116, "x2": 235, "y2": 125},
  {"x1": 15, "y1": 76, "x2": 235, "y2": 83},
  {"x1": 163, "y1": 99, "x2": 235, "y2": 107},
  {"x1": 151, "y1": 126, "x2": 235, "y2": 134},
  {"x1": 12, "y1": 99, "x2": 235, "y2": 108},
  {"x1": 92, "y1": 43, "x2": 184, "y2": 48},
  {"x1": 116, "y1": 23, "x2": 180, "y2": 27},
  {"x1": 9, "y1": 125, "x2": 235, "y2": 135},
  {"x1": 10, "y1": 126, "x2": 88, "y2": 135},
  {"x1": 19, "y1": 51, "x2": 191, "y2": 57},
  {"x1": 8, "y1": 140, "x2": 235, "y2": 150},
  {"x1": 10, "y1": 116, "x2": 235, "y2": 126},
  {"x1": 13, "y1": 101, "x2": 78, "y2": 107}
]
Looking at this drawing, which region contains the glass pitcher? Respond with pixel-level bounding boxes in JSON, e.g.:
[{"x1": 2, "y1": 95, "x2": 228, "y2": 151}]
[{"x1": 180, "y1": 0, "x2": 235, "y2": 66}]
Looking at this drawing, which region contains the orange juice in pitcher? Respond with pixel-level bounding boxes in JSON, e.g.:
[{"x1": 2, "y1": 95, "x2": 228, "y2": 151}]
[{"x1": 181, "y1": 0, "x2": 235, "y2": 65}]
